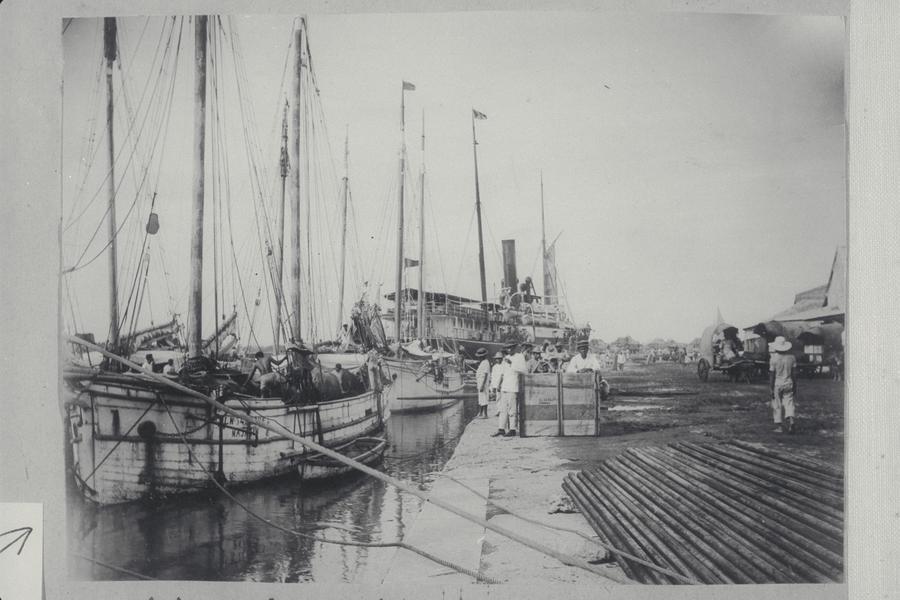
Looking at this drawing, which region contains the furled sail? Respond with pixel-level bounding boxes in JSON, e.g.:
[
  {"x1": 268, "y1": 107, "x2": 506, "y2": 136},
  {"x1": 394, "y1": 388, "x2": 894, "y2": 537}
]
[{"x1": 543, "y1": 241, "x2": 560, "y2": 306}]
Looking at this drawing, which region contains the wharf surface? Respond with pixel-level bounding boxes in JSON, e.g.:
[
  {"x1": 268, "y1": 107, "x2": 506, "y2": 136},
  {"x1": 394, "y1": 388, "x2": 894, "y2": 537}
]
[
  {"x1": 381, "y1": 404, "x2": 627, "y2": 586},
  {"x1": 380, "y1": 362, "x2": 846, "y2": 590}
]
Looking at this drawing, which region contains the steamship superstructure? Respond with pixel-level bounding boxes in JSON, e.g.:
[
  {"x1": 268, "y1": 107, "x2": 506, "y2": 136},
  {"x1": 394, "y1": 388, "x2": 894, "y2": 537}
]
[{"x1": 383, "y1": 237, "x2": 584, "y2": 358}]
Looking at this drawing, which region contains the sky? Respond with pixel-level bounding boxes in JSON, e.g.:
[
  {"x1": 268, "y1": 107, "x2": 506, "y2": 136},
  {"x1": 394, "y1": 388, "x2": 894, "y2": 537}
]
[{"x1": 61, "y1": 11, "x2": 846, "y2": 346}]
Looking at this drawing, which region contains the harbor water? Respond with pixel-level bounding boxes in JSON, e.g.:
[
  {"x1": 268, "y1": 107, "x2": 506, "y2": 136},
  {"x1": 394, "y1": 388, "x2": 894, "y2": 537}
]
[{"x1": 67, "y1": 396, "x2": 477, "y2": 582}]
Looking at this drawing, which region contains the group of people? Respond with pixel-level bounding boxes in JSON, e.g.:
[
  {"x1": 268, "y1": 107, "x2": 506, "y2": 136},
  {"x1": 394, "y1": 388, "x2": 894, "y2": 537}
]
[
  {"x1": 473, "y1": 339, "x2": 605, "y2": 437},
  {"x1": 645, "y1": 347, "x2": 693, "y2": 365},
  {"x1": 243, "y1": 344, "x2": 382, "y2": 404},
  {"x1": 139, "y1": 353, "x2": 178, "y2": 376}
]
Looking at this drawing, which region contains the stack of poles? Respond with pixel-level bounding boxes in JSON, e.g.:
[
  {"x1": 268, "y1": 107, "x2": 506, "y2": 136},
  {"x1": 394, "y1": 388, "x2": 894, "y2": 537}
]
[{"x1": 563, "y1": 441, "x2": 843, "y2": 584}]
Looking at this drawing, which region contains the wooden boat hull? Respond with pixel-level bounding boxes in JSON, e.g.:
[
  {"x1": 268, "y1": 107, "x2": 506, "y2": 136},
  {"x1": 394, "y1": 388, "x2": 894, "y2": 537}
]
[
  {"x1": 390, "y1": 395, "x2": 463, "y2": 414},
  {"x1": 63, "y1": 369, "x2": 385, "y2": 505},
  {"x1": 293, "y1": 437, "x2": 386, "y2": 481},
  {"x1": 382, "y1": 356, "x2": 470, "y2": 406}
]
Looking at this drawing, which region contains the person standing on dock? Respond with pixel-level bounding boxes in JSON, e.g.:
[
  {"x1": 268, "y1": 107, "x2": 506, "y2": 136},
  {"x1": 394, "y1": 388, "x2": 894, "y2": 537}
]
[
  {"x1": 489, "y1": 351, "x2": 504, "y2": 402},
  {"x1": 493, "y1": 342, "x2": 527, "y2": 437},
  {"x1": 475, "y1": 347, "x2": 491, "y2": 418},
  {"x1": 769, "y1": 336, "x2": 798, "y2": 433}
]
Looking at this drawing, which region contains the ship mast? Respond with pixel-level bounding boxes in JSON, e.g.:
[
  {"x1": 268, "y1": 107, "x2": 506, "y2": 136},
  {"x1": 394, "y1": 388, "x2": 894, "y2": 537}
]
[
  {"x1": 337, "y1": 126, "x2": 349, "y2": 335},
  {"x1": 541, "y1": 171, "x2": 550, "y2": 305},
  {"x1": 104, "y1": 17, "x2": 121, "y2": 352},
  {"x1": 289, "y1": 20, "x2": 306, "y2": 343},
  {"x1": 274, "y1": 100, "x2": 289, "y2": 352},
  {"x1": 187, "y1": 15, "x2": 208, "y2": 357},
  {"x1": 395, "y1": 81, "x2": 414, "y2": 344},
  {"x1": 417, "y1": 111, "x2": 426, "y2": 340},
  {"x1": 471, "y1": 109, "x2": 488, "y2": 306}
]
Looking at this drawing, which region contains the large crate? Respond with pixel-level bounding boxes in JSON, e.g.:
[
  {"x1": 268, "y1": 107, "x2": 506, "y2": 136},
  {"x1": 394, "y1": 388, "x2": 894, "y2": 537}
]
[{"x1": 518, "y1": 372, "x2": 600, "y2": 437}]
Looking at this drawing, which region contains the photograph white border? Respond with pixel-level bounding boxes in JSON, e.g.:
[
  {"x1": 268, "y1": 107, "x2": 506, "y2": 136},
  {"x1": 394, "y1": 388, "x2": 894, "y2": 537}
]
[{"x1": 3, "y1": 0, "x2": 896, "y2": 598}]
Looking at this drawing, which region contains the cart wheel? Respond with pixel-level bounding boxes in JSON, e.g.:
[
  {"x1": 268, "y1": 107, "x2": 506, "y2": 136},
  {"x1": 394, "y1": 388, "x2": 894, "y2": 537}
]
[{"x1": 697, "y1": 358, "x2": 710, "y2": 382}]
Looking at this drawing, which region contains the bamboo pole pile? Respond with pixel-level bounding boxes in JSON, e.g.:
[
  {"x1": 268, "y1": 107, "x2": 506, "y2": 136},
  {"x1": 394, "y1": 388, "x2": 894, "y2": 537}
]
[{"x1": 562, "y1": 440, "x2": 843, "y2": 584}]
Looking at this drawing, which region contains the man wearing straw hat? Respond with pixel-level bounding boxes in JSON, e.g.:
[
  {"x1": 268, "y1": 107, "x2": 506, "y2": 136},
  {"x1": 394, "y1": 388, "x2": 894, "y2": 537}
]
[
  {"x1": 769, "y1": 336, "x2": 798, "y2": 433},
  {"x1": 475, "y1": 347, "x2": 491, "y2": 419}
]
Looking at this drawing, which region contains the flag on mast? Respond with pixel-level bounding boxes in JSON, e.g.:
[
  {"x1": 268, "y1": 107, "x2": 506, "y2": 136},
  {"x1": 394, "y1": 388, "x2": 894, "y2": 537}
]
[
  {"x1": 403, "y1": 258, "x2": 420, "y2": 268},
  {"x1": 402, "y1": 81, "x2": 416, "y2": 91},
  {"x1": 473, "y1": 109, "x2": 487, "y2": 120}
]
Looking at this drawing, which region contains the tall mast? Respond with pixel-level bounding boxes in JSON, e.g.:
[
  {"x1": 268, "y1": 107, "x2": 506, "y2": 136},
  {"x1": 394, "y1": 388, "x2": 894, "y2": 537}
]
[
  {"x1": 395, "y1": 81, "x2": 414, "y2": 344},
  {"x1": 472, "y1": 109, "x2": 488, "y2": 306},
  {"x1": 541, "y1": 171, "x2": 549, "y2": 304},
  {"x1": 289, "y1": 20, "x2": 305, "y2": 343},
  {"x1": 417, "y1": 111, "x2": 426, "y2": 340},
  {"x1": 337, "y1": 126, "x2": 349, "y2": 335},
  {"x1": 187, "y1": 15, "x2": 208, "y2": 358},
  {"x1": 103, "y1": 17, "x2": 120, "y2": 351},
  {"x1": 274, "y1": 100, "x2": 289, "y2": 352}
]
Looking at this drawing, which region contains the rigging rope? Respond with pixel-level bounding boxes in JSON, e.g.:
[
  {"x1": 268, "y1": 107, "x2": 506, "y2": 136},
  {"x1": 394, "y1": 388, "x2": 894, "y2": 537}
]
[
  {"x1": 450, "y1": 209, "x2": 477, "y2": 296},
  {"x1": 64, "y1": 17, "x2": 172, "y2": 234},
  {"x1": 64, "y1": 18, "x2": 180, "y2": 275}
]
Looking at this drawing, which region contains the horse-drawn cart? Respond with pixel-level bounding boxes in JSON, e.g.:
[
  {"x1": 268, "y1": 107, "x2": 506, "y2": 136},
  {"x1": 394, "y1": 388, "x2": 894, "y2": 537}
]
[{"x1": 697, "y1": 322, "x2": 768, "y2": 383}]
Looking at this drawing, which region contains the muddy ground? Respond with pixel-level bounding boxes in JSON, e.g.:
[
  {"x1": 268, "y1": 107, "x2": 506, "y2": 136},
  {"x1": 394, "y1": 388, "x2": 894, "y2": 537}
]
[
  {"x1": 560, "y1": 360, "x2": 845, "y2": 470},
  {"x1": 393, "y1": 360, "x2": 845, "y2": 585}
]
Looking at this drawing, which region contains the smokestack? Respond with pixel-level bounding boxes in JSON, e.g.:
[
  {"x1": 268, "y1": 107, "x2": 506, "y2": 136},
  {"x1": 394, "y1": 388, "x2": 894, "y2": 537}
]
[{"x1": 502, "y1": 240, "x2": 518, "y2": 294}]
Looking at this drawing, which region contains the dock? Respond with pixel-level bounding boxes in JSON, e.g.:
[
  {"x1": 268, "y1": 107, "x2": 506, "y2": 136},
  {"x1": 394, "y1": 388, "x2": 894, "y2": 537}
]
[
  {"x1": 382, "y1": 412, "x2": 626, "y2": 585},
  {"x1": 382, "y1": 362, "x2": 846, "y2": 589}
]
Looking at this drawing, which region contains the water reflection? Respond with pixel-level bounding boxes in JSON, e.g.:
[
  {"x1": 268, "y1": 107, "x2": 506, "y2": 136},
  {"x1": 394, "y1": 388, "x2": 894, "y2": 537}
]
[{"x1": 68, "y1": 397, "x2": 477, "y2": 582}]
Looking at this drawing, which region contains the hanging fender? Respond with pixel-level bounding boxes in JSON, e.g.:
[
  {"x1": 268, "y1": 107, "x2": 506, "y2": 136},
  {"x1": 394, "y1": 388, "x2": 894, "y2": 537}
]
[{"x1": 146, "y1": 212, "x2": 160, "y2": 234}]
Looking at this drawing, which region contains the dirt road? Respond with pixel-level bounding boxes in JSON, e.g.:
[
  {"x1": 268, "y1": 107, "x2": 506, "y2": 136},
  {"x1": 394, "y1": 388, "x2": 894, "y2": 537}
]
[{"x1": 570, "y1": 360, "x2": 844, "y2": 468}]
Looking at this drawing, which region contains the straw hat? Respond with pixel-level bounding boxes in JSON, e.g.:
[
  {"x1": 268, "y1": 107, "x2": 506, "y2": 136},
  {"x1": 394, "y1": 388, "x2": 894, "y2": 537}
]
[
  {"x1": 771, "y1": 336, "x2": 792, "y2": 352},
  {"x1": 475, "y1": 347, "x2": 488, "y2": 358},
  {"x1": 492, "y1": 351, "x2": 504, "y2": 359}
]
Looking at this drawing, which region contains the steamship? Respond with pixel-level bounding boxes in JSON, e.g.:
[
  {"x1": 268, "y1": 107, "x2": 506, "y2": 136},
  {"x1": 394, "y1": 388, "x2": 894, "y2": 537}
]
[{"x1": 383, "y1": 239, "x2": 585, "y2": 359}]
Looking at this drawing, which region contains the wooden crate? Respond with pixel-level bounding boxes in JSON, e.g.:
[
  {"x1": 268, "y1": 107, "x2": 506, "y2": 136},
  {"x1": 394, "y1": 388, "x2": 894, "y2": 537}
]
[{"x1": 518, "y1": 372, "x2": 599, "y2": 437}]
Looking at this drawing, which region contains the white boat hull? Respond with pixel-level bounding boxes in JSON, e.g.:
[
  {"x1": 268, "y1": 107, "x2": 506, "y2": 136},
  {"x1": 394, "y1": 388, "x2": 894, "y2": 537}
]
[
  {"x1": 64, "y1": 371, "x2": 385, "y2": 504},
  {"x1": 390, "y1": 395, "x2": 463, "y2": 414},
  {"x1": 382, "y1": 357, "x2": 469, "y2": 413}
]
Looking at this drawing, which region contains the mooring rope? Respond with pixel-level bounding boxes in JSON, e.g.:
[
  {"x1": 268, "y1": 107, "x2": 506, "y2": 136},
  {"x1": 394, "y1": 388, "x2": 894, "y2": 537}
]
[
  {"x1": 73, "y1": 552, "x2": 157, "y2": 580},
  {"x1": 68, "y1": 336, "x2": 625, "y2": 584},
  {"x1": 157, "y1": 397, "x2": 501, "y2": 584}
]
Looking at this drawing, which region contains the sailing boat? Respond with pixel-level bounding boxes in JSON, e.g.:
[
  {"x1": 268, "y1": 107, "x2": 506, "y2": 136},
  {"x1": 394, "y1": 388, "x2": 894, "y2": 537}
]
[
  {"x1": 62, "y1": 16, "x2": 386, "y2": 504},
  {"x1": 384, "y1": 112, "x2": 586, "y2": 360},
  {"x1": 381, "y1": 86, "x2": 466, "y2": 412}
]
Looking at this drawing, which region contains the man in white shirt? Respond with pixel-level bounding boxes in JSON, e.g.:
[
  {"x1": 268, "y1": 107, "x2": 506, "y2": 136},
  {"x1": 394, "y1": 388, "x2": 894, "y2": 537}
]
[
  {"x1": 475, "y1": 347, "x2": 491, "y2": 418},
  {"x1": 141, "y1": 354, "x2": 156, "y2": 373},
  {"x1": 567, "y1": 340, "x2": 602, "y2": 373},
  {"x1": 492, "y1": 342, "x2": 529, "y2": 437},
  {"x1": 489, "y1": 351, "x2": 504, "y2": 402},
  {"x1": 492, "y1": 344, "x2": 515, "y2": 437}
]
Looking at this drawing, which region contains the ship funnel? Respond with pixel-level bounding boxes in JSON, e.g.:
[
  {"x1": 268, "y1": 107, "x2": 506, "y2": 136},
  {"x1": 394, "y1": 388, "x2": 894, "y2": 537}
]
[{"x1": 502, "y1": 239, "x2": 518, "y2": 295}]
